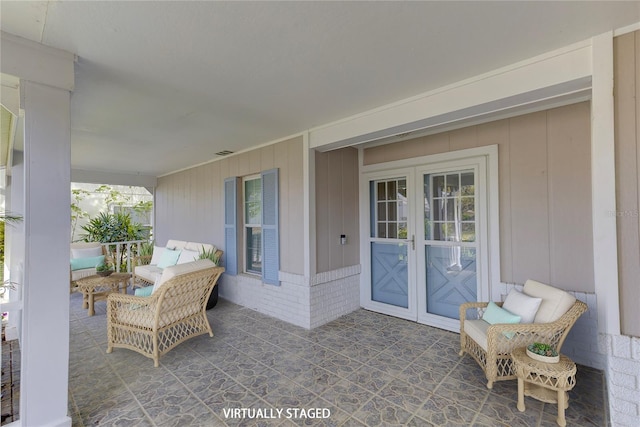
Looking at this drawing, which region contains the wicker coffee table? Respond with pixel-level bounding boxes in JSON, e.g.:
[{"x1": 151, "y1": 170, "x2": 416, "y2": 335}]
[
  {"x1": 76, "y1": 273, "x2": 131, "y2": 316},
  {"x1": 511, "y1": 346, "x2": 577, "y2": 427}
]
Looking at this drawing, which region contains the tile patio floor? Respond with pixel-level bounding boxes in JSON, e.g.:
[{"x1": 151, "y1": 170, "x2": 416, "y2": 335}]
[{"x1": 68, "y1": 292, "x2": 608, "y2": 426}]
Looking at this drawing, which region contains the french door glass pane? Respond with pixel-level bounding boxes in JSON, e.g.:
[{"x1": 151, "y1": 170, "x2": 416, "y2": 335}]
[
  {"x1": 372, "y1": 177, "x2": 408, "y2": 239},
  {"x1": 425, "y1": 171, "x2": 474, "y2": 243}
]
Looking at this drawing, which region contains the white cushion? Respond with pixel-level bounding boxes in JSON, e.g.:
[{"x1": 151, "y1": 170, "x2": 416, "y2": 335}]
[
  {"x1": 152, "y1": 259, "x2": 215, "y2": 294},
  {"x1": 134, "y1": 264, "x2": 163, "y2": 284},
  {"x1": 177, "y1": 249, "x2": 199, "y2": 265},
  {"x1": 184, "y1": 242, "x2": 215, "y2": 253},
  {"x1": 502, "y1": 288, "x2": 542, "y2": 324},
  {"x1": 149, "y1": 245, "x2": 165, "y2": 266},
  {"x1": 71, "y1": 246, "x2": 103, "y2": 259},
  {"x1": 166, "y1": 240, "x2": 187, "y2": 251},
  {"x1": 523, "y1": 279, "x2": 576, "y2": 323},
  {"x1": 464, "y1": 319, "x2": 490, "y2": 351}
]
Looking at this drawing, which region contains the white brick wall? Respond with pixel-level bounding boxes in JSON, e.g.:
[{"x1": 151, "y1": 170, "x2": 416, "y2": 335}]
[
  {"x1": 602, "y1": 334, "x2": 640, "y2": 427},
  {"x1": 561, "y1": 291, "x2": 607, "y2": 369},
  {"x1": 218, "y1": 273, "x2": 311, "y2": 328},
  {"x1": 217, "y1": 265, "x2": 360, "y2": 329},
  {"x1": 309, "y1": 265, "x2": 361, "y2": 329}
]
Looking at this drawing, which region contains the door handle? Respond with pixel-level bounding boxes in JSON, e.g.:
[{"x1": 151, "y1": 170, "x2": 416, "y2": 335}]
[{"x1": 405, "y1": 235, "x2": 415, "y2": 250}]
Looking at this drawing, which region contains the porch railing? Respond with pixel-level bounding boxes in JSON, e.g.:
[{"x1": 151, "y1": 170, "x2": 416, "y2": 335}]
[{"x1": 101, "y1": 240, "x2": 147, "y2": 273}]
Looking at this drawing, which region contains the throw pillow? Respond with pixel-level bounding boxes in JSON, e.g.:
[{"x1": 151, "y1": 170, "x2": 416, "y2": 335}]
[
  {"x1": 157, "y1": 248, "x2": 181, "y2": 269},
  {"x1": 70, "y1": 255, "x2": 105, "y2": 271},
  {"x1": 177, "y1": 249, "x2": 199, "y2": 265},
  {"x1": 502, "y1": 288, "x2": 542, "y2": 324},
  {"x1": 149, "y1": 245, "x2": 165, "y2": 266},
  {"x1": 71, "y1": 246, "x2": 103, "y2": 259},
  {"x1": 482, "y1": 301, "x2": 521, "y2": 325},
  {"x1": 134, "y1": 286, "x2": 154, "y2": 297}
]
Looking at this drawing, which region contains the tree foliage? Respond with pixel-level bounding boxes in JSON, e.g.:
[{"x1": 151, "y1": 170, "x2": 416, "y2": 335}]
[
  {"x1": 80, "y1": 212, "x2": 145, "y2": 244},
  {"x1": 80, "y1": 212, "x2": 146, "y2": 270}
]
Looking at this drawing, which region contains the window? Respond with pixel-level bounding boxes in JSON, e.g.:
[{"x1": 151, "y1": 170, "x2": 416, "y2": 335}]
[
  {"x1": 224, "y1": 169, "x2": 279, "y2": 285},
  {"x1": 244, "y1": 176, "x2": 262, "y2": 274}
]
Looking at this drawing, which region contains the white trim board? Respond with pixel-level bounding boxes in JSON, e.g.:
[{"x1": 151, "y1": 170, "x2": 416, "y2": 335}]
[{"x1": 310, "y1": 41, "x2": 592, "y2": 151}]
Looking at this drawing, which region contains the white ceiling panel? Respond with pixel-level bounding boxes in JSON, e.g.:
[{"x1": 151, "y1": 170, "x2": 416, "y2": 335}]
[{"x1": 1, "y1": 1, "x2": 639, "y2": 176}]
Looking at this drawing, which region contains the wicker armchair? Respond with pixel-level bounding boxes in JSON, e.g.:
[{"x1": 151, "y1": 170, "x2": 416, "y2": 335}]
[
  {"x1": 106, "y1": 264, "x2": 224, "y2": 367},
  {"x1": 459, "y1": 281, "x2": 587, "y2": 389},
  {"x1": 70, "y1": 242, "x2": 111, "y2": 291}
]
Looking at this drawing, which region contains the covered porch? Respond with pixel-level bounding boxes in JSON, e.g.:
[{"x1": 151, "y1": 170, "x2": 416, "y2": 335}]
[
  {"x1": 1, "y1": 4, "x2": 639, "y2": 426},
  {"x1": 64, "y1": 293, "x2": 606, "y2": 426}
]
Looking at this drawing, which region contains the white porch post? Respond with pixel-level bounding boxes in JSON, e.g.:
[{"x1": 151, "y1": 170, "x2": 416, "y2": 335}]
[
  {"x1": 19, "y1": 80, "x2": 72, "y2": 427},
  {"x1": 591, "y1": 31, "x2": 620, "y2": 336},
  {"x1": 1, "y1": 32, "x2": 75, "y2": 427}
]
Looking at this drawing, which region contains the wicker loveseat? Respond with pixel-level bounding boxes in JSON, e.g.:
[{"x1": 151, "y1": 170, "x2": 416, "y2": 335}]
[
  {"x1": 459, "y1": 279, "x2": 587, "y2": 389},
  {"x1": 132, "y1": 240, "x2": 222, "y2": 284},
  {"x1": 106, "y1": 260, "x2": 224, "y2": 367}
]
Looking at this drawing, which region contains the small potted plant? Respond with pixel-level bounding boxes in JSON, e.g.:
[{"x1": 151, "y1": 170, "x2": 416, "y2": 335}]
[
  {"x1": 95, "y1": 262, "x2": 114, "y2": 277},
  {"x1": 526, "y1": 342, "x2": 559, "y2": 363}
]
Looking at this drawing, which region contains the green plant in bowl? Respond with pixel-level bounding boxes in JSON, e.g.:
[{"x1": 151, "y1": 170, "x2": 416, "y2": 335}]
[
  {"x1": 526, "y1": 342, "x2": 559, "y2": 363},
  {"x1": 95, "y1": 262, "x2": 114, "y2": 277}
]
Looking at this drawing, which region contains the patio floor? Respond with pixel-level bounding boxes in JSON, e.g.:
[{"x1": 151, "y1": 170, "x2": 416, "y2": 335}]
[{"x1": 68, "y1": 291, "x2": 608, "y2": 427}]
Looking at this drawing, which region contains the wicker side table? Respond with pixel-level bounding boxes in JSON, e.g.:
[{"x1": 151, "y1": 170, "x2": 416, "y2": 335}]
[
  {"x1": 76, "y1": 273, "x2": 131, "y2": 316},
  {"x1": 511, "y1": 347, "x2": 577, "y2": 427}
]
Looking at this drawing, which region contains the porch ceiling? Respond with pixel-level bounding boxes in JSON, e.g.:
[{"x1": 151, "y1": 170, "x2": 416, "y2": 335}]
[{"x1": 1, "y1": 1, "x2": 639, "y2": 178}]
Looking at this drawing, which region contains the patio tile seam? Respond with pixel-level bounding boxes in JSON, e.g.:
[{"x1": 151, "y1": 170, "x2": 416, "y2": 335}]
[{"x1": 157, "y1": 362, "x2": 233, "y2": 425}]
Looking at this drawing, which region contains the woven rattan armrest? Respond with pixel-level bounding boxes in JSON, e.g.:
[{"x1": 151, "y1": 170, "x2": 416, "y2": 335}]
[{"x1": 107, "y1": 292, "x2": 158, "y2": 314}]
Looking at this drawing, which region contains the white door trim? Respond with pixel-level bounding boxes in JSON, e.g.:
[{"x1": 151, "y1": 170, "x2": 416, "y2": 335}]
[{"x1": 359, "y1": 145, "x2": 500, "y2": 330}]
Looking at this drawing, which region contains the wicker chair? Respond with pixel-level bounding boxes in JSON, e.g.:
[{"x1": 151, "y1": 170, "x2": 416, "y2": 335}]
[
  {"x1": 70, "y1": 242, "x2": 110, "y2": 291},
  {"x1": 106, "y1": 264, "x2": 224, "y2": 367},
  {"x1": 459, "y1": 280, "x2": 588, "y2": 389}
]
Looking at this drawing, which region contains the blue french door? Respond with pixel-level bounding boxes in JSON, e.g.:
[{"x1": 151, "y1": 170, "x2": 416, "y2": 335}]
[
  {"x1": 366, "y1": 173, "x2": 416, "y2": 320},
  {"x1": 420, "y1": 170, "x2": 478, "y2": 329}
]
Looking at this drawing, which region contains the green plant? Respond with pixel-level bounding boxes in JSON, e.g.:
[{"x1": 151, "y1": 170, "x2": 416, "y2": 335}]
[
  {"x1": 81, "y1": 212, "x2": 145, "y2": 243},
  {"x1": 528, "y1": 342, "x2": 558, "y2": 357},
  {"x1": 71, "y1": 188, "x2": 91, "y2": 241},
  {"x1": 138, "y1": 240, "x2": 154, "y2": 257},
  {"x1": 81, "y1": 212, "x2": 145, "y2": 269},
  {"x1": 198, "y1": 246, "x2": 221, "y2": 265},
  {"x1": 0, "y1": 211, "x2": 23, "y2": 283},
  {"x1": 95, "y1": 262, "x2": 113, "y2": 272}
]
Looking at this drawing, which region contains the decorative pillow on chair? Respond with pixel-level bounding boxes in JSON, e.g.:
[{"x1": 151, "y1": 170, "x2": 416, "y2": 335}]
[
  {"x1": 157, "y1": 248, "x2": 181, "y2": 269},
  {"x1": 502, "y1": 288, "x2": 542, "y2": 324},
  {"x1": 70, "y1": 255, "x2": 105, "y2": 271},
  {"x1": 482, "y1": 302, "x2": 521, "y2": 325}
]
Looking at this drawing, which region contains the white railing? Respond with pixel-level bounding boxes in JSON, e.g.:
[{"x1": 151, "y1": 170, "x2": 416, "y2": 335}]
[{"x1": 100, "y1": 240, "x2": 148, "y2": 273}]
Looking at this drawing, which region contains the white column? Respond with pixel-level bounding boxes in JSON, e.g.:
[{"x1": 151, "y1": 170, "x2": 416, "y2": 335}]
[
  {"x1": 591, "y1": 31, "x2": 621, "y2": 336},
  {"x1": 2, "y1": 32, "x2": 75, "y2": 427},
  {"x1": 19, "y1": 80, "x2": 72, "y2": 427}
]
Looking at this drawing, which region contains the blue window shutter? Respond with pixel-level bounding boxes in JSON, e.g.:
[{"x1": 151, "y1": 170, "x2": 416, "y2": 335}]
[
  {"x1": 224, "y1": 177, "x2": 238, "y2": 276},
  {"x1": 261, "y1": 168, "x2": 279, "y2": 285}
]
